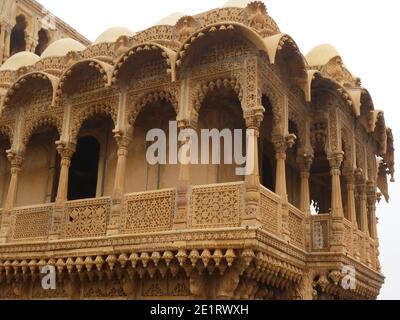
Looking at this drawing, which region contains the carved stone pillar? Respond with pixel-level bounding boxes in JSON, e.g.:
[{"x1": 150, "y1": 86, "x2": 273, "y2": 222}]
[
  {"x1": 0, "y1": 151, "x2": 23, "y2": 243},
  {"x1": 328, "y1": 152, "x2": 345, "y2": 253},
  {"x1": 55, "y1": 142, "x2": 76, "y2": 205},
  {"x1": 343, "y1": 170, "x2": 358, "y2": 228},
  {"x1": 273, "y1": 134, "x2": 295, "y2": 240},
  {"x1": 297, "y1": 154, "x2": 313, "y2": 250},
  {"x1": 356, "y1": 183, "x2": 369, "y2": 237},
  {"x1": 0, "y1": 22, "x2": 6, "y2": 64},
  {"x1": 366, "y1": 182, "x2": 377, "y2": 240},
  {"x1": 297, "y1": 154, "x2": 313, "y2": 215},
  {"x1": 50, "y1": 142, "x2": 75, "y2": 239},
  {"x1": 3, "y1": 24, "x2": 11, "y2": 61},
  {"x1": 355, "y1": 178, "x2": 371, "y2": 265},
  {"x1": 108, "y1": 131, "x2": 130, "y2": 235},
  {"x1": 243, "y1": 107, "x2": 264, "y2": 227},
  {"x1": 174, "y1": 121, "x2": 192, "y2": 229}
]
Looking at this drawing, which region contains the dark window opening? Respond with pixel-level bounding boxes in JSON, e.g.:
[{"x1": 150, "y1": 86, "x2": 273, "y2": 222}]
[
  {"x1": 260, "y1": 138, "x2": 276, "y2": 191},
  {"x1": 260, "y1": 95, "x2": 276, "y2": 192},
  {"x1": 35, "y1": 28, "x2": 49, "y2": 56},
  {"x1": 310, "y1": 146, "x2": 331, "y2": 214},
  {"x1": 10, "y1": 14, "x2": 27, "y2": 56},
  {"x1": 68, "y1": 136, "x2": 100, "y2": 201}
]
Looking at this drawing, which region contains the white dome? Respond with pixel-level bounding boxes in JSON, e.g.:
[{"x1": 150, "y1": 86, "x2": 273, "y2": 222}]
[
  {"x1": 94, "y1": 27, "x2": 135, "y2": 44},
  {"x1": 223, "y1": 0, "x2": 254, "y2": 8},
  {"x1": 40, "y1": 38, "x2": 86, "y2": 59},
  {"x1": 0, "y1": 51, "x2": 40, "y2": 71},
  {"x1": 306, "y1": 44, "x2": 341, "y2": 66},
  {"x1": 155, "y1": 12, "x2": 186, "y2": 26}
]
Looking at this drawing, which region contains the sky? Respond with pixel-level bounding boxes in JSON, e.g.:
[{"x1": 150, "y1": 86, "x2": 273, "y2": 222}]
[{"x1": 36, "y1": 0, "x2": 400, "y2": 300}]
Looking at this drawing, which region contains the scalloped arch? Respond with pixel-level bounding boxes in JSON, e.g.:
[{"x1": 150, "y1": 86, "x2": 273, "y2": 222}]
[
  {"x1": 2, "y1": 71, "x2": 59, "y2": 110},
  {"x1": 55, "y1": 59, "x2": 113, "y2": 104},
  {"x1": 111, "y1": 42, "x2": 177, "y2": 85}
]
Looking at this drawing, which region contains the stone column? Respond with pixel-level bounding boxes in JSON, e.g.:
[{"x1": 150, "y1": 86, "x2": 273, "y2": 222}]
[
  {"x1": 3, "y1": 25, "x2": 11, "y2": 61},
  {"x1": 107, "y1": 131, "x2": 130, "y2": 235},
  {"x1": 297, "y1": 154, "x2": 313, "y2": 251},
  {"x1": 0, "y1": 22, "x2": 6, "y2": 64},
  {"x1": 55, "y1": 142, "x2": 76, "y2": 205},
  {"x1": 355, "y1": 176, "x2": 371, "y2": 265},
  {"x1": 367, "y1": 187, "x2": 378, "y2": 240},
  {"x1": 174, "y1": 121, "x2": 192, "y2": 229},
  {"x1": 328, "y1": 152, "x2": 345, "y2": 253},
  {"x1": 343, "y1": 170, "x2": 358, "y2": 228},
  {"x1": 243, "y1": 107, "x2": 264, "y2": 227},
  {"x1": 297, "y1": 154, "x2": 313, "y2": 214},
  {"x1": 273, "y1": 133, "x2": 296, "y2": 240},
  {"x1": 357, "y1": 183, "x2": 369, "y2": 237},
  {"x1": 0, "y1": 151, "x2": 23, "y2": 243},
  {"x1": 50, "y1": 142, "x2": 75, "y2": 239}
]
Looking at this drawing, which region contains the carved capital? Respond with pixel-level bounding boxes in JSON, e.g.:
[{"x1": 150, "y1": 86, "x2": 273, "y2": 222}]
[
  {"x1": 297, "y1": 154, "x2": 313, "y2": 173},
  {"x1": 244, "y1": 105, "x2": 265, "y2": 130},
  {"x1": 6, "y1": 150, "x2": 23, "y2": 173},
  {"x1": 56, "y1": 141, "x2": 76, "y2": 168},
  {"x1": 328, "y1": 151, "x2": 344, "y2": 171},
  {"x1": 113, "y1": 130, "x2": 131, "y2": 151},
  {"x1": 273, "y1": 134, "x2": 296, "y2": 158}
]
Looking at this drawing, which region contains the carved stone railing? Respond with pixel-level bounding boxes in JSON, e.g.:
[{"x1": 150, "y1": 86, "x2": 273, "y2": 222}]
[
  {"x1": 311, "y1": 214, "x2": 330, "y2": 251},
  {"x1": 288, "y1": 204, "x2": 306, "y2": 250},
  {"x1": 259, "y1": 186, "x2": 280, "y2": 236},
  {"x1": 343, "y1": 218, "x2": 354, "y2": 256},
  {"x1": 356, "y1": 229, "x2": 366, "y2": 264},
  {"x1": 121, "y1": 189, "x2": 176, "y2": 234},
  {"x1": 62, "y1": 197, "x2": 110, "y2": 239},
  {"x1": 10, "y1": 204, "x2": 54, "y2": 241},
  {"x1": 189, "y1": 182, "x2": 244, "y2": 229}
]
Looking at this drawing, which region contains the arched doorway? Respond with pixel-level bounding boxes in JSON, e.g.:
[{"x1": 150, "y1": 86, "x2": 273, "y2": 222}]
[
  {"x1": 68, "y1": 114, "x2": 116, "y2": 200},
  {"x1": 68, "y1": 136, "x2": 100, "y2": 201},
  {"x1": 126, "y1": 98, "x2": 178, "y2": 193},
  {"x1": 17, "y1": 126, "x2": 60, "y2": 207},
  {"x1": 191, "y1": 83, "x2": 245, "y2": 185},
  {"x1": 35, "y1": 28, "x2": 50, "y2": 56},
  {"x1": 10, "y1": 14, "x2": 27, "y2": 56}
]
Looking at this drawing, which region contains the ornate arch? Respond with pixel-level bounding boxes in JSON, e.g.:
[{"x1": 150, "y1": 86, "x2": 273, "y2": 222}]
[
  {"x1": 21, "y1": 115, "x2": 62, "y2": 148},
  {"x1": 176, "y1": 22, "x2": 268, "y2": 70},
  {"x1": 111, "y1": 42, "x2": 177, "y2": 85},
  {"x1": 189, "y1": 77, "x2": 243, "y2": 128},
  {"x1": 128, "y1": 90, "x2": 178, "y2": 126},
  {"x1": 70, "y1": 103, "x2": 118, "y2": 142},
  {"x1": 311, "y1": 76, "x2": 356, "y2": 114},
  {"x1": 55, "y1": 59, "x2": 113, "y2": 104},
  {"x1": 2, "y1": 71, "x2": 58, "y2": 110}
]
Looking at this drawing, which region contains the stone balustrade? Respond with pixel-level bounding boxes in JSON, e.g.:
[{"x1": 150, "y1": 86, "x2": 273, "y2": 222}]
[{"x1": 0, "y1": 182, "x2": 378, "y2": 273}]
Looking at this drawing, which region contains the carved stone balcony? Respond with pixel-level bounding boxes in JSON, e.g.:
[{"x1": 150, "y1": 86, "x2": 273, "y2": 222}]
[{"x1": 0, "y1": 182, "x2": 383, "y2": 300}]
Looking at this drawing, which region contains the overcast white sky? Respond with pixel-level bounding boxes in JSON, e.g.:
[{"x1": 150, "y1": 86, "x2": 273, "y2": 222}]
[{"x1": 37, "y1": 0, "x2": 400, "y2": 300}]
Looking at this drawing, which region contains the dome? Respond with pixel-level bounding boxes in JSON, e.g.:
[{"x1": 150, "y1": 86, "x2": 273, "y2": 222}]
[
  {"x1": 155, "y1": 12, "x2": 186, "y2": 26},
  {"x1": 222, "y1": 0, "x2": 253, "y2": 8},
  {"x1": 40, "y1": 38, "x2": 86, "y2": 59},
  {"x1": 305, "y1": 44, "x2": 341, "y2": 66},
  {"x1": 94, "y1": 27, "x2": 135, "y2": 44},
  {"x1": 0, "y1": 51, "x2": 40, "y2": 71}
]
